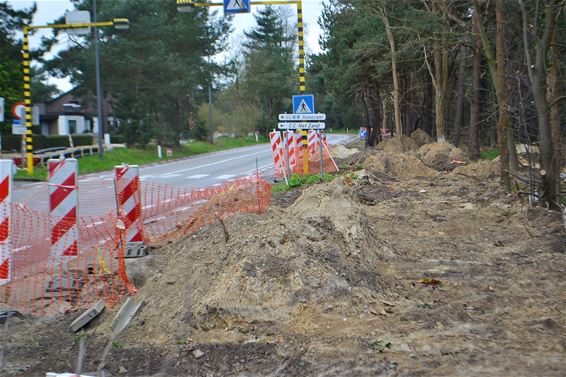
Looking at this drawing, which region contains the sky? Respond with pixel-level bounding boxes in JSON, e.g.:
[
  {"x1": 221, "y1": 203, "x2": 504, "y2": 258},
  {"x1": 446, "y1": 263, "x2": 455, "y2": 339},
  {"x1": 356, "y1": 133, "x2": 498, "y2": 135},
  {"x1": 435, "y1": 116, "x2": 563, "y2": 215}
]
[{"x1": 6, "y1": 0, "x2": 327, "y2": 92}]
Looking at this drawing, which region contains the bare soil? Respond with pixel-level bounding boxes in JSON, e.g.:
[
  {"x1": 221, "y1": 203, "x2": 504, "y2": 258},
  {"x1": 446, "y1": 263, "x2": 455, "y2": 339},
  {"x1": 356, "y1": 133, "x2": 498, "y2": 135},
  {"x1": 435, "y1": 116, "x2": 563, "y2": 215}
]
[{"x1": 2, "y1": 149, "x2": 565, "y2": 377}]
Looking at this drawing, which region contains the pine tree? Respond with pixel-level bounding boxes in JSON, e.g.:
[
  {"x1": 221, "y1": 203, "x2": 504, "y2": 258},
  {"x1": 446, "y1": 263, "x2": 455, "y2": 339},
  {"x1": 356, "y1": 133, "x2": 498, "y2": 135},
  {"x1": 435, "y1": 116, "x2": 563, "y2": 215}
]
[{"x1": 241, "y1": 6, "x2": 295, "y2": 133}]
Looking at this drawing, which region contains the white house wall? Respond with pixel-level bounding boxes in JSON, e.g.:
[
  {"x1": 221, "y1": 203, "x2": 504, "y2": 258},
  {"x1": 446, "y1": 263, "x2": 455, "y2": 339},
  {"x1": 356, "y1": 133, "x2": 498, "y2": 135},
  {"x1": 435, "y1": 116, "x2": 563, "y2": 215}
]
[{"x1": 57, "y1": 115, "x2": 86, "y2": 135}]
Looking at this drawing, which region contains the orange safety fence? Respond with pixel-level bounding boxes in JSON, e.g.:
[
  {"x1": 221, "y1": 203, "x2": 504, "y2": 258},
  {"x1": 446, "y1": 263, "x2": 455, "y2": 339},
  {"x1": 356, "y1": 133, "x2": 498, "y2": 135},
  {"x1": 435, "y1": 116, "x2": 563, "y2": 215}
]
[
  {"x1": 274, "y1": 143, "x2": 339, "y2": 180},
  {"x1": 139, "y1": 175, "x2": 271, "y2": 244},
  {"x1": 3, "y1": 175, "x2": 272, "y2": 317},
  {"x1": 1, "y1": 205, "x2": 132, "y2": 317}
]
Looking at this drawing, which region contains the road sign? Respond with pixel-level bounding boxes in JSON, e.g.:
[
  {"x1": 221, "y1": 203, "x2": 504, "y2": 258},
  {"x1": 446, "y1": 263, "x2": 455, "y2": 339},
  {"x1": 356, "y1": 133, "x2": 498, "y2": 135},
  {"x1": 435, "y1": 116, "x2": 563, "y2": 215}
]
[
  {"x1": 278, "y1": 122, "x2": 325, "y2": 130},
  {"x1": 224, "y1": 0, "x2": 251, "y2": 14},
  {"x1": 65, "y1": 10, "x2": 91, "y2": 35},
  {"x1": 0, "y1": 97, "x2": 4, "y2": 122},
  {"x1": 293, "y1": 94, "x2": 315, "y2": 114},
  {"x1": 12, "y1": 102, "x2": 25, "y2": 119},
  {"x1": 359, "y1": 127, "x2": 368, "y2": 139},
  {"x1": 279, "y1": 113, "x2": 326, "y2": 121},
  {"x1": 12, "y1": 120, "x2": 25, "y2": 135}
]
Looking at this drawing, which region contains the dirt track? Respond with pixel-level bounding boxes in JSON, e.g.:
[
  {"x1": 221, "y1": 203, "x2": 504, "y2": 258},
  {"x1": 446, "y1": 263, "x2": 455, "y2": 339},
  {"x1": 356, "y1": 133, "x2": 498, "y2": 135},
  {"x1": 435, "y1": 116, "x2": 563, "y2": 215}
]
[{"x1": 1, "y1": 146, "x2": 565, "y2": 377}]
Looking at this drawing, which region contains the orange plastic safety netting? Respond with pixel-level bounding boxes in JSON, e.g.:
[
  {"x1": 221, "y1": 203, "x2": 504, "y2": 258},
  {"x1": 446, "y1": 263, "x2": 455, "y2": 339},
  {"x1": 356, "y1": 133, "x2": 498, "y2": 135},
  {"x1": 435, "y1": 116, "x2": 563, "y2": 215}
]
[
  {"x1": 139, "y1": 175, "x2": 271, "y2": 244},
  {"x1": 274, "y1": 144, "x2": 339, "y2": 180},
  {"x1": 3, "y1": 175, "x2": 272, "y2": 317},
  {"x1": 2, "y1": 204, "x2": 132, "y2": 317}
]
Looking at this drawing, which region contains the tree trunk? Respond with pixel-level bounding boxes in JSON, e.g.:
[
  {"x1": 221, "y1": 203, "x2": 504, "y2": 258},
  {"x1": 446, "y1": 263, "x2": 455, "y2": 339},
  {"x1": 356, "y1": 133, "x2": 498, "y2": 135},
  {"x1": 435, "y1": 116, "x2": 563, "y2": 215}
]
[
  {"x1": 468, "y1": 12, "x2": 481, "y2": 160},
  {"x1": 452, "y1": 45, "x2": 467, "y2": 146},
  {"x1": 548, "y1": 35, "x2": 561, "y2": 207},
  {"x1": 361, "y1": 94, "x2": 372, "y2": 148},
  {"x1": 377, "y1": 0, "x2": 402, "y2": 136},
  {"x1": 432, "y1": 35, "x2": 448, "y2": 143},
  {"x1": 495, "y1": 0, "x2": 511, "y2": 189},
  {"x1": 519, "y1": 0, "x2": 560, "y2": 209},
  {"x1": 368, "y1": 89, "x2": 381, "y2": 147}
]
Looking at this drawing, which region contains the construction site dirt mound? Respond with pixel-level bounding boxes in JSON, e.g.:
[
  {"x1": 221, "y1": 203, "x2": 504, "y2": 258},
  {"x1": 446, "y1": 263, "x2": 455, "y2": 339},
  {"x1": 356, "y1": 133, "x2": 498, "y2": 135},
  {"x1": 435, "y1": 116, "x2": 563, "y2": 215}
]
[
  {"x1": 330, "y1": 144, "x2": 360, "y2": 159},
  {"x1": 4, "y1": 151, "x2": 565, "y2": 377},
  {"x1": 411, "y1": 129, "x2": 434, "y2": 147},
  {"x1": 451, "y1": 159, "x2": 500, "y2": 178},
  {"x1": 417, "y1": 141, "x2": 469, "y2": 170},
  {"x1": 364, "y1": 152, "x2": 437, "y2": 180},
  {"x1": 376, "y1": 135, "x2": 418, "y2": 153}
]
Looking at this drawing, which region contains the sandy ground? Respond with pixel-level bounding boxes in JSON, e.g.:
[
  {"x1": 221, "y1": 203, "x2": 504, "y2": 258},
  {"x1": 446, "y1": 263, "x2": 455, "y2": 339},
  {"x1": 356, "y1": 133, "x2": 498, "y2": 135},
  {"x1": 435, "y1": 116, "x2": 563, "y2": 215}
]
[{"x1": 1, "y1": 144, "x2": 565, "y2": 377}]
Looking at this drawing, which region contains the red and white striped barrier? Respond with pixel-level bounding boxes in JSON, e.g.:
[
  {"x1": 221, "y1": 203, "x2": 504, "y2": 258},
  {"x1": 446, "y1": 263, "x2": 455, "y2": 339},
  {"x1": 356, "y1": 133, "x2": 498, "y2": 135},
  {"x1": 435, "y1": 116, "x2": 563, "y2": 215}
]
[
  {"x1": 269, "y1": 131, "x2": 287, "y2": 179},
  {"x1": 115, "y1": 164, "x2": 144, "y2": 243},
  {"x1": 284, "y1": 131, "x2": 297, "y2": 169},
  {"x1": 308, "y1": 130, "x2": 319, "y2": 158},
  {"x1": 0, "y1": 160, "x2": 13, "y2": 285},
  {"x1": 48, "y1": 158, "x2": 79, "y2": 258}
]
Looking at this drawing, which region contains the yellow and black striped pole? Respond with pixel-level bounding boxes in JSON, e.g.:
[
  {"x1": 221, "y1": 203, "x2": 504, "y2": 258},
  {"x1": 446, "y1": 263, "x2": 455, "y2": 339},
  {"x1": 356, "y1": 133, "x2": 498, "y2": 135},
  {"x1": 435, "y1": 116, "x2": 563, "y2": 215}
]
[
  {"x1": 296, "y1": 0, "x2": 308, "y2": 174},
  {"x1": 22, "y1": 26, "x2": 34, "y2": 175},
  {"x1": 176, "y1": 0, "x2": 310, "y2": 174}
]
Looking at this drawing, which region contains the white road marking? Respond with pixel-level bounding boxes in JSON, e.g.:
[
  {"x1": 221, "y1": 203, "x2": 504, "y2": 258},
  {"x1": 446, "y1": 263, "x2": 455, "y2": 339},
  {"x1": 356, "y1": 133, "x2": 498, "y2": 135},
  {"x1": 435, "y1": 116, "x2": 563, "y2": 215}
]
[
  {"x1": 161, "y1": 173, "x2": 181, "y2": 178},
  {"x1": 142, "y1": 204, "x2": 156, "y2": 209},
  {"x1": 216, "y1": 174, "x2": 235, "y2": 180},
  {"x1": 187, "y1": 174, "x2": 209, "y2": 179},
  {"x1": 154, "y1": 150, "x2": 266, "y2": 175}
]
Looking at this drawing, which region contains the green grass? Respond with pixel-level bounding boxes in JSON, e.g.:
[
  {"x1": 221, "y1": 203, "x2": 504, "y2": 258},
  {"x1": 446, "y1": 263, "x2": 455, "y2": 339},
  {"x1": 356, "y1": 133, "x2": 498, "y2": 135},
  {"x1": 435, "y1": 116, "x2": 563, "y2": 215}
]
[
  {"x1": 480, "y1": 148, "x2": 500, "y2": 160},
  {"x1": 272, "y1": 173, "x2": 336, "y2": 194},
  {"x1": 15, "y1": 136, "x2": 267, "y2": 181}
]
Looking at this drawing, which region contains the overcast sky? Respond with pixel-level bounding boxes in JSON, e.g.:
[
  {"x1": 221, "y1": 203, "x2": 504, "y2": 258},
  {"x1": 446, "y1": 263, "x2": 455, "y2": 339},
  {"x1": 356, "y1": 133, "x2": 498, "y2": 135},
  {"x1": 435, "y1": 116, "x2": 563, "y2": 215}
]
[{"x1": 7, "y1": 0, "x2": 326, "y2": 92}]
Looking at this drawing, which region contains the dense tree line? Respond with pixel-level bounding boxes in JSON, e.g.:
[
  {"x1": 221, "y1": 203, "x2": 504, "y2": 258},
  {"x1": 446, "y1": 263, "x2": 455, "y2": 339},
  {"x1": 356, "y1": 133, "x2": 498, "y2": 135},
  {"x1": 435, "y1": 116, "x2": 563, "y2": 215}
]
[{"x1": 310, "y1": 0, "x2": 565, "y2": 209}]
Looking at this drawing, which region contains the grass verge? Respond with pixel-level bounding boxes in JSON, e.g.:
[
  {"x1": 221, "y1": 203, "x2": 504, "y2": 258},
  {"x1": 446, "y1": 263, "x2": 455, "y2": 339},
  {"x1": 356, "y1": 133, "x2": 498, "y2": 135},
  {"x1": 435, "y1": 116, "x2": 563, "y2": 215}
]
[
  {"x1": 480, "y1": 148, "x2": 500, "y2": 160},
  {"x1": 272, "y1": 173, "x2": 336, "y2": 194},
  {"x1": 15, "y1": 136, "x2": 267, "y2": 181}
]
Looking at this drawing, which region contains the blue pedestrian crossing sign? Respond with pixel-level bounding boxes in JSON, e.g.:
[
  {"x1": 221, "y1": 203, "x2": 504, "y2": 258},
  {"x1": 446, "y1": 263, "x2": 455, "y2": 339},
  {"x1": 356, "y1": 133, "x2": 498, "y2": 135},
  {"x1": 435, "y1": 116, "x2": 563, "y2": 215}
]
[
  {"x1": 293, "y1": 94, "x2": 315, "y2": 114},
  {"x1": 224, "y1": 0, "x2": 251, "y2": 14}
]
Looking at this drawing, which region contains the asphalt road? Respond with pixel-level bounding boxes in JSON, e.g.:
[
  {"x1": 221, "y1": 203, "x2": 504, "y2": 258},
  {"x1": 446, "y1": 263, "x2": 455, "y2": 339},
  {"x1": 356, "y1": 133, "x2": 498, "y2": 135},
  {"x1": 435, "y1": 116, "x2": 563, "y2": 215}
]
[{"x1": 13, "y1": 134, "x2": 356, "y2": 213}]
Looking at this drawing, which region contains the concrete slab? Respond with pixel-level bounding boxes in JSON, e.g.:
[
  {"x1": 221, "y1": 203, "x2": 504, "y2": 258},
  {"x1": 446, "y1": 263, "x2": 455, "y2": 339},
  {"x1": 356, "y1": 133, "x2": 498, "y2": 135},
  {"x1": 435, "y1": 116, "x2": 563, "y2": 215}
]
[
  {"x1": 111, "y1": 297, "x2": 144, "y2": 336},
  {"x1": 69, "y1": 299, "x2": 105, "y2": 333}
]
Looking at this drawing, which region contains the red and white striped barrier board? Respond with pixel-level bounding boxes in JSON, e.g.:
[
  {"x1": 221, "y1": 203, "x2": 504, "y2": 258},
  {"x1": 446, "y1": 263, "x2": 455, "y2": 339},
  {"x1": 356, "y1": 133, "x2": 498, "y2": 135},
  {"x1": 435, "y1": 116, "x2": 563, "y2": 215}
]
[
  {"x1": 284, "y1": 131, "x2": 297, "y2": 169},
  {"x1": 48, "y1": 158, "x2": 79, "y2": 258},
  {"x1": 0, "y1": 160, "x2": 13, "y2": 284},
  {"x1": 115, "y1": 164, "x2": 144, "y2": 243},
  {"x1": 269, "y1": 131, "x2": 285, "y2": 175},
  {"x1": 308, "y1": 130, "x2": 319, "y2": 158}
]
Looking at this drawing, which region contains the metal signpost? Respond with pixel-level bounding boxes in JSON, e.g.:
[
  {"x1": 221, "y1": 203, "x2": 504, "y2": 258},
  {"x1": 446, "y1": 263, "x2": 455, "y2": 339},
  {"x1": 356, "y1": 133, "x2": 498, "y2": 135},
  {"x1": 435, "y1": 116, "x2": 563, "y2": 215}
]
[
  {"x1": 279, "y1": 93, "x2": 326, "y2": 178},
  {"x1": 177, "y1": 0, "x2": 310, "y2": 173},
  {"x1": 21, "y1": 17, "x2": 129, "y2": 175}
]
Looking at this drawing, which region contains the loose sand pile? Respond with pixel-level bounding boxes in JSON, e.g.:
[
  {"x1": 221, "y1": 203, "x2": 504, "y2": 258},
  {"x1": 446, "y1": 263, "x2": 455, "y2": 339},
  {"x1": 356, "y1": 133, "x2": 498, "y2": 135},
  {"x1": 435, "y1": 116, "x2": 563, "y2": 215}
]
[
  {"x1": 376, "y1": 135, "x2": 418, "y2": 153},
  {"x1": 330, "y1": 144, "x2": 360, "y2": 159},
  {"x1": 411, "y1": 129, "x2": 434, "y2": 147},
  {"x1": 416, "y1": 141, "x2": 469, "y2": 170},
  {"x1": 364, "y1": 152, "x2": 437, "y2": 180},
  {"x1": 451, "y1": 159, "x2": 500, "y2": 178}
]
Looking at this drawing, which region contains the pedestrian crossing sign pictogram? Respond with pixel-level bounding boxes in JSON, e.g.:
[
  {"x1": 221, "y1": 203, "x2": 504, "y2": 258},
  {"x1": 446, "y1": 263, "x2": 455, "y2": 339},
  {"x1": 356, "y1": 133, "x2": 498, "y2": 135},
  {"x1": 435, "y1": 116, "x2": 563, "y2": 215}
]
[
  {"x1": 293, "y1": 94, "x2": 315, "y2": 114},
  {"x1": 224, "y1": 0, "x2": 251, "y2": 14}
]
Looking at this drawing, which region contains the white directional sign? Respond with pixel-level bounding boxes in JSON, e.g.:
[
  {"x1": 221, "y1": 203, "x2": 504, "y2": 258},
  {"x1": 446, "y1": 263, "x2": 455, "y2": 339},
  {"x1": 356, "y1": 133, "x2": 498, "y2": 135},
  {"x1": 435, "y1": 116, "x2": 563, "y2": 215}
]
[
  {"x1": 279, "y1": 113, "x2": 326, "y2": 121},
  {"x1": 278, "y1": 122, "x2": 326, "y2": 130}
]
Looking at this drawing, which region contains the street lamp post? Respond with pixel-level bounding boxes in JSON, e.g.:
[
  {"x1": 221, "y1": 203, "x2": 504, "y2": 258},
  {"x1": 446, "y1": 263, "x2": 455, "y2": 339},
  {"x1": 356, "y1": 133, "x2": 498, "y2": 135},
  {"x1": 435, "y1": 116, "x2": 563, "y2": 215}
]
[
  {"x1": 177, "y1": 0, "x2": 309, "y2": 173},
  {"x1": 21, "y1": 17, "x2": 129, "y2": 174}
]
